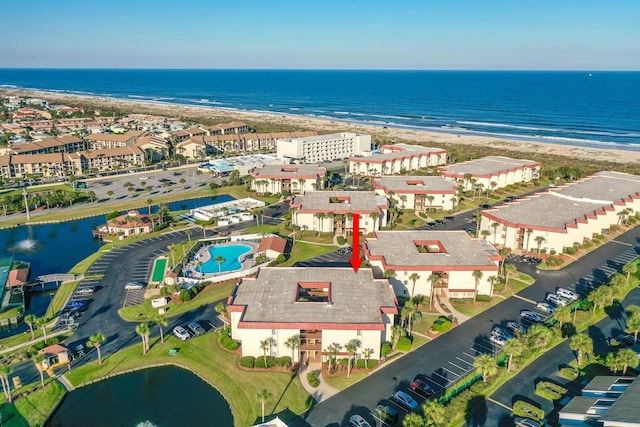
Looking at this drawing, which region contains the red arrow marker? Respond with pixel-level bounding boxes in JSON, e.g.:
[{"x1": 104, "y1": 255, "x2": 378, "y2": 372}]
[{"x1": 349, "y1": 213, "x2": 362, "y2": 272}]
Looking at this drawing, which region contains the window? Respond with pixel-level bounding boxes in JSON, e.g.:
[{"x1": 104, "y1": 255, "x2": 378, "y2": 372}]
[
  {"x1": 271, "y1": 329, "x2": 276, "y2": 335},
  {"x1": 357, "y1": 330, "x2": 362, "y2": 336}
]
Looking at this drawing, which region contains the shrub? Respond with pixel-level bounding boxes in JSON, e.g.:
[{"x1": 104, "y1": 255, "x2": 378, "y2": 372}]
[
  {"x1": 396, "y1": 218, "x2": 403, "y2": 223},
  {"x1": 178, "y1": 289, "x2": 192, "y2": 302},
  {"x1": 564, "y1": 247, "x2": 578, "y2": 255},
  {"x1": 512, "y1": 401, "x2": 544, "y2": 421},
  {"x1": 381, "y1": 342, "x2": 392, "y2": 358},
  {"x1": 396, "y1": 336, "x2": 412, "y2": 352},
  {"x1": 218, "y1": 330, "x2": 239, "y2": 351},
  {"x1": 337, "y1": 236, "x2": 347, "y2": 245},
  {"x1": 356, "y1": 359, "x2": 379, "y2": 369},
  {"x1": 240, "y1": 356, "x2": 255, "y2": 368},
  {"x1": 275, "y1": 356, "x2": 292, "y2": 367},
  {"x1": 559, "y1": 366, "x2": 579, "y2": 379},
  {"x1": 255, "y1": 356, "x2": 275, "y2": 368},
  {"x1": 431, "y1": 316, "x2": 452, "y2": 333},
  {"x1": 307, "y1": 371, "x2": 320, "y2": 387},
  {"x1": 535, "y1": 381, "x2": 568, "y2": 400},
  {"x1": 276, "y1": 254, "x2": 287, "y2": 264},
  {"x1": 475, "y1": 295, "x2": 492, "y2": 302},
  {"x1": 413, "y1": 311, "x2": 423, "y2": 324}
]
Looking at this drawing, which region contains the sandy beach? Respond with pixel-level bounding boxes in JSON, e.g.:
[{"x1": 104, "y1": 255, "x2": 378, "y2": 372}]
[{"x1": 5, "y1": 88, "x2": 640, "y2": 165}]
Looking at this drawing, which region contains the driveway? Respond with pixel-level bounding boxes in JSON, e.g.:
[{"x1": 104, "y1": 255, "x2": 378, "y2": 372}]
[{"x1": 293, "y1": 225, "x2": 640, "y2": 427}]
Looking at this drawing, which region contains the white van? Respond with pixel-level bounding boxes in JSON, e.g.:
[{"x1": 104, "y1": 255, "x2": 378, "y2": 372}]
[{"x1": 556, "y1": 287, "x2": 579, "y2": 301}]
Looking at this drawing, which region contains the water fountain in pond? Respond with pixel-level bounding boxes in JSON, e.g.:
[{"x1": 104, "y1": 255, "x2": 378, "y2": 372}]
[{"x1": 11, "y1": 227, "x2": 42, "y2": 253}]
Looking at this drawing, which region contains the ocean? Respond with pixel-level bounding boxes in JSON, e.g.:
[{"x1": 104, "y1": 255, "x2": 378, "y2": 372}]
[{"x1": 0, "y1": 69, "x2": 639, "y2": 150}]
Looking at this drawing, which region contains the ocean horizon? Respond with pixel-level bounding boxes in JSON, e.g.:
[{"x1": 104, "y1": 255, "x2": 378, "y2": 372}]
[{"x1": 1, "y1": 69, "x2": 639, "y2": 151}]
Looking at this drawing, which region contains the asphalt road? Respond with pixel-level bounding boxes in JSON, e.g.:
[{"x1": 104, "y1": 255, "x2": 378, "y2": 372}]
[{"x1": 293, "y1": 221, "x2": 640, "y2": 427}]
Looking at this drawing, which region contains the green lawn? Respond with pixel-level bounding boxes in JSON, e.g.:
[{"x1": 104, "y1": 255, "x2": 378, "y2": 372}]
[
  {"x1": 45, "y1": 280, "x2": 80, "y2": 320},
  {"x1": 281, "y1": 241, "x2": 337, "y2": 266},
  {"x1": 0, "y1": 305, "x2": 23, "y2": 322},
  {"x1": 118, "y1": 282, "x2": 235, "y2": 322},
  {"x1": 65, "y1": 333, "x2": 313, "y2": 427},
  {"x1": 323, "y1": 371, "x2": 369, "y2": 391},
  {"x1": 12, "y1": 379, "x2": 66, "y2": 427}
]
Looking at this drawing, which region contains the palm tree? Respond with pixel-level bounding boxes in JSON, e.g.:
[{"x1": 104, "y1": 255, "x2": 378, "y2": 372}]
[
  {"x1": 409, "y1": 272, "x2": 421, "y2": 297},
  {"x1": 503, "y1": 338, "x2": 524, "y2": 372},
  {"x1": 570, "y1": 333, "x2": 593, "y2": 366},
  {"x1": 392, "y1": 325, "x2": 405, "y2": 349},
  {"x1": 487, "y1": 275, "x2": 500, "y2": 295},
  {"x1": 106, "y1": 190, "x2": 114, "y2": 199},
  {"x1": 186, "y1": 228, "x2": 193, "y2": 244},
  {"x1": 155, "y1": 313, "x2": 168, "y2": 344},
  {"x1": 36, "y1": 317, "x2": 48, "y2": 343},
  {"x1": 146, "y1": 198, "x2": 154, "y2": 215},
  {"x1": 525, "y1": 228, "x2": 533, "y2": 252},
  {"x1": 623, "y1": 262, "x2": 638, "y2": 286},
  {"x1": 554, "y1": 305, "x2": 572, "y2": 331},
  {"x1": 534, "y1": 236, "x2": 546, "y2": 256},
  {"x1": 402, "y1": 413, "x2": 425, "y2": 427},
  {"x1": 259, "y1": 338, "x2": 272, "y2": 367},
  {"x1": 626, "y1": 311, "x2": 640, "y2": 341},
  {"x1": 325, "y1": 343, "x2": 340, "y2": 373},
  {"x1": 474, "y1": 353, "x2": 497, "y2": 383},
  {"x1": 610, "y1": 274, "x2": 626, "y2": 304},
  {"x1": 214, "y1": 255, "x2": 225, "y2": 273},
  {"x1": 527, "y1": 324, "x2": 554, "y2": 349},
  {"x1": 605, "y1": 352, "x2": 624, "y2": 374},
  {"x1": 136, "y1": 323, "x2": 151, "y2": 354},
  {"x1": 87, "y1": 190, "x2": 96, "y2": 204},
  {"x1": 504, "y1": 264, "x2": 518, "y2": 290},
  {"x1": 315, "y1": 212, "x2": 325, "y2": 235},
  {"x1": 345, "y1": 339, "x2": 360, "y2": 378},
  {"x1": 617, "y1": 348, "x2": 639, "y2": 374},
  {"x1": 422, "y1": 399, "x2": 446, "y2": 426},
  {"x1": 256, "y1": 388, "x2": 272, "y2": 423},
  {"x1": 428, "y1": 273, "x2": 441, "y2": 310},
  {"x1": 285, "y1": 335, "x2": 300, "y2": 366},
  {"x1": 588, "y1": 286, "x2": 611, "y2": 314},
  {"x1": 498, "y1": 247, "x2": 511, "y2": 276},
  {"x1": 362, "y1": 348, "x2": 374, "y2": 369},
  {"x1": 369, "y1": 211, "x2": 380, "y2": 230},
  {"x1": 87, "y1": 333, "x2": 106, "y2": 364},
  {"x1": 383, "y1": 269, "x2": 396, "y2": 279},
  {"x1": 490, "y1": 222, "x2": 500, "y2": 244},
  {"x1": 472, "y1": 270, "x2": 483, "y2": 299},
  {"x1": 481, "y1": 229, "x2": 491, "y2": 241},
  {"x1": 215, "y1": 302, "x2": 228, "y2": 323},
  {"x1": 34, "y1": 354, "x2": 46, "y2": 387},
  {"x1": 24, "y1": 314, "x2": 37, "y2": 340},
  {"x1": 0, "y1": 364, "x2": 12, "y2": 403}
]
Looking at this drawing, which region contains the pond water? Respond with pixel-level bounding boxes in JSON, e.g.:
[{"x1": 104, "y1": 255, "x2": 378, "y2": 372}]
[
  {"x1": 0, "y1": 195, "x2": 234, "y2": 278},
  {"x1": 47, "y1": 366, "x2": 234, "y2": 427}
]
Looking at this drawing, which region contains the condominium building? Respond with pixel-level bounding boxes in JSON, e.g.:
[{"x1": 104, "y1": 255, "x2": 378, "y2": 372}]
[
  {"x1": 479, "y1": 171, "x2": 640, "y2": 253},
  {"x1": 228, "y1": 267, "x2": 397, "y2": 363},
  {"x1": 277, "y1": 132, "x2": 371, "y2": 163},
  {"x1": 373, "y1": 175, "x2": 459, "y2": 212},
  {"x1": 176, "y1": 137, "x2": 209, "y2": 159},
  {"x1": 0, "y1": 153, "x2": 75, "y2": 179},
  {"x1": 437, "y1": 156, "x2": 541, "y2": 191},
  {"x1": 250, "y1": 164, "x2": 326, "y2": 194},
  {"x1": 559, "y1": 376, "x2": 640, "y2": 427},
  {"x1": 85, "y1": 130, "x2": 147, "y2": 150},
  {"x1": 364, "y1": 230, "x2": 501, "y2": 298},
  {"x1": 69, "y1": 146, "x2": 146, "y2": 172},
  {"x1": 8, "y1": 136, "x2": 86, "y2": 155},
  {"x1": 350, "y1": 143, "x2": 448, "y2": 176},
  {"x1": 291, "y1": 191, "x2": 388, "y2": 235}
]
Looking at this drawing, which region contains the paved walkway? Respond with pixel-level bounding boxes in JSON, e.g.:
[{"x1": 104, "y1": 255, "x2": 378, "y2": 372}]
[
  {"x1": 0, "y1": 327, "x2": 73, "y2": 356},
  {"x1": 433, "y1": 296, "x2": 471, "y2": 323},
  {"x1": 298, "y1": 363, "x2": 339, "y2": 403},
  {"x1": 57, "y1": 374, "x2": 75, "y2": 391}
]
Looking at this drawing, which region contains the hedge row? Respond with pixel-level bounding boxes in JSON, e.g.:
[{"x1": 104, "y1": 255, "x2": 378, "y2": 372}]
[
  {"x1": 254, "y1": 355, "x2": 292, "y2": 368},
  {"x1": 396, "y1": 336, "x2": 413, "y2": 352},
  {"x1": 513, "y1": 400, "x2": 544, "y2": 421},
  {"x1": 535, "y1": 381, "x2": 568, "y2": 400},
  {"x1": 219, "y1": 329, "x2": 240, "y2": 351}
]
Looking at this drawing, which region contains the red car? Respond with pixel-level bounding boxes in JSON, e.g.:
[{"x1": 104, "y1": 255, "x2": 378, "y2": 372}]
[{"x1": 410, "y1": 378, "x2": 434, "y2": 397}]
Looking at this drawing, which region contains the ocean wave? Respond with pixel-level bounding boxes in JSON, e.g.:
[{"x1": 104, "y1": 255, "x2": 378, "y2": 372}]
[{"x1": 457, "y1": 120, "x2": 639, "y2": 138}]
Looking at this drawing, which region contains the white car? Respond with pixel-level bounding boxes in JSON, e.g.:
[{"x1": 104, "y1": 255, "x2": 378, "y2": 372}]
[
  {"x1": 139, "y1": 176, "x2": 149, "y2": 180},
  {"x1": 556, "y1": 287, "x2": 579, "y2": 301},
  {"x1": 490, "y1": 334, "x2": 507, "y2": 346},
  {"x1": 547, "y1": 293, "x2": 570, "y2": 307},
  {"x1": 348, "y1": 415, "x2": 371, "y2": 427},
  {"x1": 124, "y1": 281, "x2": 145, "y2": 290},
  {"x1": 173, "y1": 326, "x2": 190, "y2": 341},
  {"x1": 491, "y1": 326, "x2": 514, "y2": 340},
  {"x1": 506, "y1": 321, "x2": 527, "y2": 334},
  {"x1": 393, "y1": 390, "x2": 418, "y2": 410},
  {"x1": 536, "y1": 301, "x2": 556, "y2": 314}
]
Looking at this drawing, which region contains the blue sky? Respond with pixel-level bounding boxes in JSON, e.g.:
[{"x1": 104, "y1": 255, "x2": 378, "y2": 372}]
[{"x1": 1, "y1": 0, "x2": 639, "y2": 69}]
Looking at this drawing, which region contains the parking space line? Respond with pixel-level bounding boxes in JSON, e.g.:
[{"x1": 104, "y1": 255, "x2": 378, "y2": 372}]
[
  {"x1": 463, "y1": 352, "x2": 477, "y2": 359},
  {"x1": 611, "y1": 240, "x2": 632, "y2": 247},
  {"x1": 431, "y1": 371, "x2": 453, "y2": 385},
  {"x1": 512, "y1": 294, "x2": 536, "y2": 304},
  {"x1": 448, "y1": 361, "x2": 467, "y2": 371},
  {"x1": 440, "y1": 366, "x2": 462, "y2": 379}
]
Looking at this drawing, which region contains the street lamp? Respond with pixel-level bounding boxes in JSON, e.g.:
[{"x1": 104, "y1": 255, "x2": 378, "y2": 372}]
[{"x1": 22, "y1": 188, "x2": 30, "y2": 221}]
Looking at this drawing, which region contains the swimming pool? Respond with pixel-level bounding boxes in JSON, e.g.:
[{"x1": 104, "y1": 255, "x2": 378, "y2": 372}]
[{"x1": 196, "y1": 244, "x2": 252, "y2": 274}]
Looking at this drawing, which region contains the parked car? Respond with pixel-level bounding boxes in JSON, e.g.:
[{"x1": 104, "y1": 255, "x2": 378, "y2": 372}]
[
  {"x1": 536, "y1": 302, "x2": 556, "y2": 314},
  {"x1": 514, "y1": 417, "x2": 542, "y2": 427},
  {"x1": 374, "y1": 405, "x2": 399, "y2": 424},
  {"x1": 520, "y1": 310, "x2": 543, "y2": 323},
  {"x1": 75, "y1": 287, "x2": 95, "y2": 296},
  {"x1": 616, "y1": 333, "x2": 637, "y2": 346},
  {"x1": 490, "y1": 335, "x2": 507, "y2": 346},
  {"x1": 187, "y1": 321, "x2": 205, "y2": 336},
  {"x1": 348, "y1": 415, "x2": 371, "y2": 427},
  {"x1": 506, "y1": 321, "x2": 527, "y2": 335},
  {"x1": 173, "y1": 326, "x2": 190, "y2": 341},
  {"x1": 393, "y1": 391, "x2": 418, "y2": 410},
  {"x1": 556, "y1": 287, "x2": 579, "y2": 301},
  {"x1": 66, "y1": 300, "x2": 88, "y2": 309},
  {"x1": 546, "y1": 293, "x2": 570, "y2": 307},
  {"x1": 491, "y1": 326, "x2": 514, "y2": 340},
  {"x1": 410, "y1": 378, "x2": 434, "y2": 397},
  {"x1": 480, "y1": 204, "x2": 492, "y2": 209},
  {"x1": 124, "y1": 281, "x2": 146, "y2": 290}
]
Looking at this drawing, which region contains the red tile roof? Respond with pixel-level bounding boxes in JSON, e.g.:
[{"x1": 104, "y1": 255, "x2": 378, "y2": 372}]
[{"x1": 257, "y1": 236, "x2": 287, "y2": 254}]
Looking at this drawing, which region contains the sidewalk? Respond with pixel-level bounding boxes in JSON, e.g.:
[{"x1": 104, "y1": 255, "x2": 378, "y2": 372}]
[
  {"x1": 0, "y1": 327, "x2": 73, "y2": 356},
  {"x1": 433, "y1": 296, "x2": 471, "y2": 323},
  {"x1": 298, "y1": 363, "x2": 339, "y2": 403}
]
